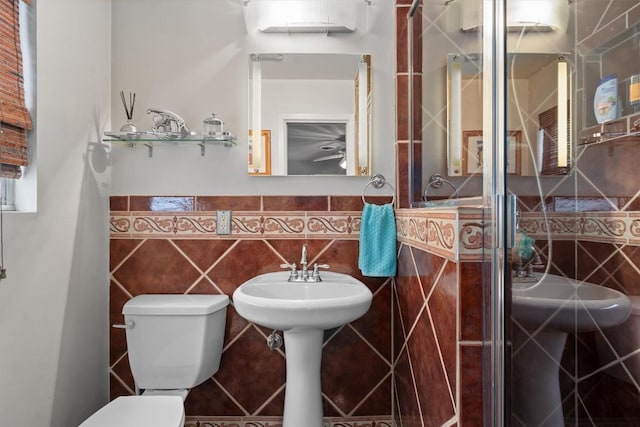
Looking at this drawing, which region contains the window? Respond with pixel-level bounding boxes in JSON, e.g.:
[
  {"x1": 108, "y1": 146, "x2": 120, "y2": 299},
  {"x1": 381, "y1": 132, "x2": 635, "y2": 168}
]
[
  {"x1": 0, "y1": 0, "x2": 34, "y2": 210},
  {"x1": 538, "y1": 103, "x2": 570, "y2": 175}
]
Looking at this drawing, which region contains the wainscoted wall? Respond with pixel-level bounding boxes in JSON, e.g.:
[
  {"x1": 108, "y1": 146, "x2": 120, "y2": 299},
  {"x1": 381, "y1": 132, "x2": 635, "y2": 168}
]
[
  {"x1": 109, "y1": 195, "x2": 393, "y2": 426},
  {"x1": 393, "y1": 208, "x2": 487, "y2": 426}
]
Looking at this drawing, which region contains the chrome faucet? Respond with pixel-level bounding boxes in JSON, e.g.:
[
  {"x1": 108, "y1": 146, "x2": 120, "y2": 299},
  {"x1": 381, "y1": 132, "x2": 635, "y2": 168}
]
[
  {"x1": 281, "y1": 244, "x2": 329, "y2": 282},
  {"x1": 146, "y1": 108, "x2": 190, "y2": 135},
  {"x1": 514, "y1": 248, "x2": 545, "y2": 280},
  {"x1": 300, "y1": 244, "x2": 308, "y2": 280}
]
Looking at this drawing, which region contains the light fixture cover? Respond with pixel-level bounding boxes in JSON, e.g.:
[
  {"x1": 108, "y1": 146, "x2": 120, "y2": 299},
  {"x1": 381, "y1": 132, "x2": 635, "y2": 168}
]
[
  {"x1": 244, "y1": 0, "x2": 361, "y2": 33},
  {"x1": 507, "y1": 0, "x2": 568, "y2": 31},
  {"x1": 461, "y1": 0, "x2": 569, "y2": 32}
]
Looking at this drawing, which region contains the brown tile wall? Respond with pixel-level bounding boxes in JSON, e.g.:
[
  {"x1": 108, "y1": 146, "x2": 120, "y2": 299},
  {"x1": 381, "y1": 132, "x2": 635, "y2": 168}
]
[
  {"x1": 530, "y1": 238, "x2": 640, "y2": 424},
  {"x1": 393, "y1": 242, "x2": 486, "y2": 426},
  {"x1": 570, "y1": 2, "x2": 640, "y2": 420},
  {"x1": 394, "y1": 0, "x2": 640, "y2": 425},
  {"x1": 109, "y1": 195, "x2": 392, "y2": 421},
  {"x1": 396, "y1": 0, "x2": 423, "y2": 208}
]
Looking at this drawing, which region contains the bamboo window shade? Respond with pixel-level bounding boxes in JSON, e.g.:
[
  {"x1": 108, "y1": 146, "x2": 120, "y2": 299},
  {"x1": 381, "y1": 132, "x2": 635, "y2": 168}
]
[
  {"x1": 0, "y1": 0, "x2": 32, "y2": 179},
  {"x1": 538, "y1": 103, "x2": 570, "y2": 175}
]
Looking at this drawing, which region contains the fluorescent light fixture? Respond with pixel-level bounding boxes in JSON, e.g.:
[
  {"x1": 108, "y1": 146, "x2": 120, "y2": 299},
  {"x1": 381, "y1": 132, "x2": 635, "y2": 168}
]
[
  {"x1": 448, "y1": 57, "x2": 463, "y2": 176},
  {"x1": 557, "y1": 60, "x2": 568, "y2": 168},
  {"x1": 243, "y1": 0, "x2": 366, "y2": 33}
]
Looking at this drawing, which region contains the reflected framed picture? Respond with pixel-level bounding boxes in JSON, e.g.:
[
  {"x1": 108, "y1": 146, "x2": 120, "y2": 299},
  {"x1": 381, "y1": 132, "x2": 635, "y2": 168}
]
[
  {"x1": 248, "y1": 129, "x2": 271, "y2": 176},
  {"x1": 462, "y1": 130, "x2": 521, "y2": 175}
]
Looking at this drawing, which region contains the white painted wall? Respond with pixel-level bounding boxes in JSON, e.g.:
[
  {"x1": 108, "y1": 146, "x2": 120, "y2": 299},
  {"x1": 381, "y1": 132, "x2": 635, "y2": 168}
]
[
  {"x1": 110, "y1": 0, "x2": 395, "y2": 195},
  {"x1": 0, "y1": 1, "x2": 111, "y2": 426}
]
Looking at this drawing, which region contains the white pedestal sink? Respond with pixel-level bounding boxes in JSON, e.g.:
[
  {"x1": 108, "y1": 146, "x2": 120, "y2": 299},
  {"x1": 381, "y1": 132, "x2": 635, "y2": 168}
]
[
  {"x1": 233, "y1": 271, "x2": 373, "y2": 427},
  {"x1": 511, "y1": 273, "x2": 630, "y2": 426}
]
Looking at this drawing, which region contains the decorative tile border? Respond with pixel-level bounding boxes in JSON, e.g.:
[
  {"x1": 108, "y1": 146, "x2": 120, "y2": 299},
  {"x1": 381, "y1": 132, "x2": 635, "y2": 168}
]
[
  {"x1": 519, "y1": 211, "x2": 640, "y2": 246},
  {"x1": 183, "y1": 416, "x2": 393, "y2": 427},
  {"x1": 395, "y1": 208, "x2": 485, "y2": 261},
  {"x1": 113, "y1": 207, "x2": 640, "y2": 247},
  {"x1": 110, "y1": 211, "x2": 361, "y2": 240},
  {"x1": 397, "y1": 209, "x2": 640, "y2": 256}
]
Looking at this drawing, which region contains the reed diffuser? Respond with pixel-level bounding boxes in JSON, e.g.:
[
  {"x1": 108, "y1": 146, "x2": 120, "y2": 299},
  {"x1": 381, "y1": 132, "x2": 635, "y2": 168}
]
[{"x1": 119, "y1": 91, "x2": 137, "y2": 132}]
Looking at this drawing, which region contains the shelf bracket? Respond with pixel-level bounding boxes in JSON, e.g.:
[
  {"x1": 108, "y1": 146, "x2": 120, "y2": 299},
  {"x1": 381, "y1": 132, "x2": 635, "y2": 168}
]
[
  {"x1": 144, "y1": 143, "x2": 153, "y2": 158},
  {"x1": 199, "y1": 142, "x2": 206, "y2": 157}
]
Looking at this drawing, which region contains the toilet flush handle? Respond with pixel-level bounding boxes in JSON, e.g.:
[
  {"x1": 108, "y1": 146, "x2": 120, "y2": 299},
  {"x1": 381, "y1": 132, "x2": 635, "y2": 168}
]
[{"x1": 112, "y1": 321, "x2": 135, "y2": 329}]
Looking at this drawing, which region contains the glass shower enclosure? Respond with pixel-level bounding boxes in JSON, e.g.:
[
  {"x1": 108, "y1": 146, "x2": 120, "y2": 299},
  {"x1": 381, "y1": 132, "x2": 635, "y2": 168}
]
[{"x1": 405, "y1": 0, "x2": 640, "y2": 425}]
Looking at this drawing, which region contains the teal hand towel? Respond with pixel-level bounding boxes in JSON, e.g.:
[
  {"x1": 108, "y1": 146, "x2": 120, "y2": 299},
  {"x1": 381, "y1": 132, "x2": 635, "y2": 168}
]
[{"x1": 358, "y1": 202, "x2": 397, "y2": 277}]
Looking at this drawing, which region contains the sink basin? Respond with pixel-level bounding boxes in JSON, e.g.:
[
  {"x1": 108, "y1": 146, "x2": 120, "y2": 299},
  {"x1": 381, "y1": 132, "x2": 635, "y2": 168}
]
[
  {"x1": 233, "y1": 270, "x2": 373, "y2": 427},
  {"x1": 512, "y1": 272, "x2": 630, "y2": 331},
  {"x1": 511, "y1": 273, "x2": 630, "y2": 425},
  {"x1": 233, "y1": 271, "x2": 373, "y2": 330}
]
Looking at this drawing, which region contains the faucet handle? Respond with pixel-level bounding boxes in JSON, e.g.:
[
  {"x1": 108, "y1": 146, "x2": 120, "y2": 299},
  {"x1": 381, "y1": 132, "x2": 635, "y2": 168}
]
[
  {"x1": 312, "y1": 263, "x2": 330, "y2": 281},
  {"x1": 281, "y1": 263, "x2": 298, "y2": 281}
]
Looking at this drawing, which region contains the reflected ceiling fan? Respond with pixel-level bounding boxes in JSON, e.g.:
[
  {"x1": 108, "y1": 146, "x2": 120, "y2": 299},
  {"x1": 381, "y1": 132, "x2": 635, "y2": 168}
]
[
  {"x1": 313, "y1": 150, "x2": 345, "y2": 162},
  {"x1": 312, "y1": 137, "x2": 346, "y2": 168},
  {"x1": 313, "y1": 143, "x2": 346, "y2": 169},
  {"x1": 286, "y1": 122, "x2": 347, "y2": 168}
]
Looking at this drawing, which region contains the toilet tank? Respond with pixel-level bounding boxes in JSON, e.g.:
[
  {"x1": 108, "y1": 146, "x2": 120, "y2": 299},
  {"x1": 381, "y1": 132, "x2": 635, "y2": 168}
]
[{"x1": 122, "y1": 294, "x2": 229, "y2": 390}]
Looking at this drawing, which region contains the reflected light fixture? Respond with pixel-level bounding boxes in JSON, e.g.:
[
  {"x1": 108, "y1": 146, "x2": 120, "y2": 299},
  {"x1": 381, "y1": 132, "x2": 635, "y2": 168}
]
[
  {"x1": 448, "y1": 55, "x2": 463, "y2": 176},
  {"x1": 339, "y1": 156, "x2": 347, "y2": 170},
  {"x1": 250, "y1": 56, "x2": 263, "y2": 172},
  {"x1": 557, "y1": 59, "x2": 569, "y2": 168},
  {"x1": 507, "y1": 0, "x2": 569, "y2": 31},
  {"x1": 243, "y1": 0, "x2": 368, "y2": 33},
  {"x1": 461, "y1": 0, "x2": 569, "y2": 32},
  {"x1": 356, "y1": 55, "x2": 370, "y2": 175}
]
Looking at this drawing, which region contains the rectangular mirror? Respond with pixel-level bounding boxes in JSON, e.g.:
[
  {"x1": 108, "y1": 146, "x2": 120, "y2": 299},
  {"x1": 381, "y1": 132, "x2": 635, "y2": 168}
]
[
  {"x1": 248, "y1": 53, "x2": 372, "y2": 176},
  {"x1": 447, "y1": 52, "x2": 571, "y2": 176}
]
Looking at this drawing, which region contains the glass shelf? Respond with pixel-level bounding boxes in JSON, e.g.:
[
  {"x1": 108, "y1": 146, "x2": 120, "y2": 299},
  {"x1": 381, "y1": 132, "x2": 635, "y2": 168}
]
[
  {"x1": 103, "y1": 131, "x2": 236, "y2": 157},
  {"x1": 577, "y1": 21, "x2": 640, "y2": 57},
  {"x1": 578, "y1": 115, "x2": 640, "y2": 146}
]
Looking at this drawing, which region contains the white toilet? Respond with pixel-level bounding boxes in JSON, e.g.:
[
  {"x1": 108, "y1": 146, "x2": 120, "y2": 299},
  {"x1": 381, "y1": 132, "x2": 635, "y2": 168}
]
[
  {"x1": 80, "y1": 294, "x2": 229, "y2": 427},
  {"x1": 596, "y1": 295, "x2": 640, "y2": 385}
]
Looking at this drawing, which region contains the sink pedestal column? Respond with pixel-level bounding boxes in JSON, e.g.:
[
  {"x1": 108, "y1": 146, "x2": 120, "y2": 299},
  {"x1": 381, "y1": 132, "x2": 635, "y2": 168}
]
[
  {"x1": 282, "y1": 328, "x2": 324, "y2": 427},
  {"x1": 512, "y1": 327, "x2": 567, "y2": 426}
]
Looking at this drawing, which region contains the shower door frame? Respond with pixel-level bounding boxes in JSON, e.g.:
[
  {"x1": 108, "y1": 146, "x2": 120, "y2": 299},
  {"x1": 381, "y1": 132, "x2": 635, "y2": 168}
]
[{"x1": 482, "y1": 0, "x2": 510, "y2": 425}]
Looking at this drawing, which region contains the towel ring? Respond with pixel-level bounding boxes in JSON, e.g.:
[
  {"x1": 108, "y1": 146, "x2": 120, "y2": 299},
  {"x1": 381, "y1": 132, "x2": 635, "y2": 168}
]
[
  {"x1": 423, "y1": 173, "x2": 459, "y2": 201},
  {"x1": 362, "y1": 174, "x2": 396, "y2": 204}
]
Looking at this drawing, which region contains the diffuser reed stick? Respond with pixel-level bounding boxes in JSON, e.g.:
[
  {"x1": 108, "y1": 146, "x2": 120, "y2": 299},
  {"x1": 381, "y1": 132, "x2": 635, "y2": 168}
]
[
  {"x1": 120, "y1": 90, "x2": 136, "y2": 120},
  {"x1": 119, "y1": 91, "x2": 137, "y2": 132}
]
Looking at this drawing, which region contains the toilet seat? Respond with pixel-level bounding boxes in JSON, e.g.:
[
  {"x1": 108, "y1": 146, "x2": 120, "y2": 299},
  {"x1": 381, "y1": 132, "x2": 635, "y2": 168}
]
[{"x1": 79, "y1": 396, "x2": 185, "y2": 427}]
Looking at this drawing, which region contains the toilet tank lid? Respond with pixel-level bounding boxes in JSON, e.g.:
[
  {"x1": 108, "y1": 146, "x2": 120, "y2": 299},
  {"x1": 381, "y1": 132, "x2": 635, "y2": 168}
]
[{"x1": 123, "y1": 294, "x2": 229, "y2": 316}]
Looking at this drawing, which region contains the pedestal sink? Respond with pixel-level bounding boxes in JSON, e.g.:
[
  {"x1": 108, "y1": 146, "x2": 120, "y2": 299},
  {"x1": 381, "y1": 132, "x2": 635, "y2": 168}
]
[
  {"x1": 233, "y1": 271, "x2": 373, "y2": 427},
  {"x1": 511, "y1": 273, "x2": 630, "y2": 426}
]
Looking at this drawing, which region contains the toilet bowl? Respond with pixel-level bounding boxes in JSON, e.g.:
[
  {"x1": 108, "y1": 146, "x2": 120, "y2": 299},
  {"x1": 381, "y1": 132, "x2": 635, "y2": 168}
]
[
  {"x1": 596, "y1": 295, "x2": 640, "y2": 385},
  {"x1": 79, "y1": 294, "x2": 229, "y2": 427}
]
